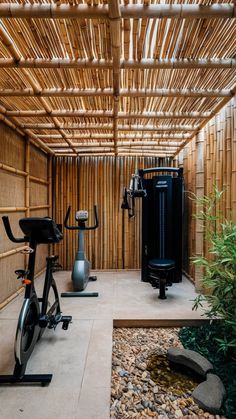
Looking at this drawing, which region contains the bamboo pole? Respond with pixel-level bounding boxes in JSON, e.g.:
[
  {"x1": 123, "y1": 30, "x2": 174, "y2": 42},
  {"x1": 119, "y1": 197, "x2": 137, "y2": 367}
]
[
  {"x1": 29, "y1": 175, "x2": 49, "y2": 185},
  {"x1": 25, "y1": 138, "x2": 30, "y2": 217},
  {"x1": 0, "y1": 57, "x2": 235, "y2": 70},
  {"x1": 0, "y1": 3, "x2": 234, "y2": 19},
  {"x1": 195, "y1": 130, "x2": 205, "y2": 291},
  {"x1": 109, "y1": 0, "x2": 121, "y2": 97},
  {"x1": 0, "y1": 88, "x2": 231, "y2": 98},
  {"x1": 0, "y1": 246, "x2": 27, "y2": 259},
  {"x1": 0, "y1": 162, "x2": 27, "y2": 177},
  {"x1": 30, "y1": 205, "x2": 50, "y2": 210},
  {"x1": 38, "y1": 133, "x2": 190, "y2": 139},
  {"x1": 20, "y1": 123, "x2": 197, "y2": 131},
  {"x1": 47, "y1": 140, "x2": 184, "y2": 148},
  {"x1": 113, "y1": 98, "x2": 119, "y2": 155},
  {"x1": 0, "y1": 207, "x2": 26, "y2": 212},
  {"x1": 4, "y1": 110, "x2": 213, "y2": 119}
]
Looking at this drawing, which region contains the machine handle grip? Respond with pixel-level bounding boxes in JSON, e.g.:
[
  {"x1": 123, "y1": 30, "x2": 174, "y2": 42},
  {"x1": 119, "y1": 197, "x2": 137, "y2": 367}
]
[
  {"x1": 64, "y1": 206, "x2": 79, "y2": 230},
  {"x1": 85, "y1": 206, "x2": 99, "y2": 230},
  {"x1": 2, "y1": 216, "x2": 27, "y2": 243},
  {"x1": 139, "y1": 167, "x2": 183, "y2": 178}
]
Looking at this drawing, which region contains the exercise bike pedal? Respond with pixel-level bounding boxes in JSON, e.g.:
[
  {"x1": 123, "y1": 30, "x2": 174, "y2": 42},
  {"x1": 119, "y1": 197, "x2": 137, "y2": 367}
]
[
  {"x1": 89, "y1": 276, "x2": 97, "y2": 282},
  {"x1": 61, "y1": 316, "x2": 72, "y2": 330},
  {"x1": 15, "y1": 269, "x2": 30, "y2": 279}
]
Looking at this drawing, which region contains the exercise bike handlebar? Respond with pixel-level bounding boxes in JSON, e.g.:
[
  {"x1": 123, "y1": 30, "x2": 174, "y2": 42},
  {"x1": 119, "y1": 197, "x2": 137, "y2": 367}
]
[
  {"x1": 2, "y1": 216, "x2": 28, "y2": 243},
  {"x1": 64, "y1": 206, "x2": 99, "y2": 230}
]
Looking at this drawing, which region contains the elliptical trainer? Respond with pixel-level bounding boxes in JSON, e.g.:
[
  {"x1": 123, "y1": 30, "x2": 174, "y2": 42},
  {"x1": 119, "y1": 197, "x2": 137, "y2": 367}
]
[{"x1": 61, "y1": 206, "x2": 99, "y2": 298}]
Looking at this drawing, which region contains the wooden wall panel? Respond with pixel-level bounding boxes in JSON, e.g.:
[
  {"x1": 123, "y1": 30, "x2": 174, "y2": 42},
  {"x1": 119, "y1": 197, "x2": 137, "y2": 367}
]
[
  {"x1": 0, "y1": 253, "x2": 25, "y2": 302},
  {"x1": 0, "y1": 123, "x2": 50, "y2": 305},
  {"x1": 30, "y1": 146, "x2": 48, "y2": 180},
  {"x1": 53, "y1": 156, "x2": 171, "y2": 270},
  {"x1": 0, "y1": 172, "x2": 25, "y2": 207},
  {"x1": 29, "y1": 182, "x2": 48, "y2": 207},
  {"x1": 0, "y1": 121, "x2": 25, "y2": 171},
  {"x1": 176, "y1": 96, "x2": 236, "y2": 282}
]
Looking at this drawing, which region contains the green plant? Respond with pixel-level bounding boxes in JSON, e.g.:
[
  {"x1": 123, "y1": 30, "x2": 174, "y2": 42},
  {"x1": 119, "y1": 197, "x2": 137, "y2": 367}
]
[
  {"x1": 179, "y1": 325, "x2": 236, "y2": 419},
  {"x1": 191, "y1": 186, "x2": 236, "y2": 357}
]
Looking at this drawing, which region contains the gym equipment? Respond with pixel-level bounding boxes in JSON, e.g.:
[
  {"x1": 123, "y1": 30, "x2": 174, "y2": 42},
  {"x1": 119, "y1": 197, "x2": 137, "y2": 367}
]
[
  {"x1": 61, "y1": 205, "x2": 99, "y2": 298},
  {"x1": 122, "y1": 167, "x2": 183, "y2": 299},
  {"x1": 0, "y1": 216, "x2": 72, "y2": 385}
]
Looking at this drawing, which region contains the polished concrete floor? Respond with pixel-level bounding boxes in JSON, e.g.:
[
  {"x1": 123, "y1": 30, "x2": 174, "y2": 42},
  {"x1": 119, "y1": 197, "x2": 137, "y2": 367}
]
[{"x1": 0, "y1": 271, "x2": 206, "y2": 419}]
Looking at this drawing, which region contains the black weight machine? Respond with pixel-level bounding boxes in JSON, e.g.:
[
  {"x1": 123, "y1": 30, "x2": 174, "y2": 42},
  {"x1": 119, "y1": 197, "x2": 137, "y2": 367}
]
[{"x1": 122, "y1": 167, "x2": 183, "y2": 299}]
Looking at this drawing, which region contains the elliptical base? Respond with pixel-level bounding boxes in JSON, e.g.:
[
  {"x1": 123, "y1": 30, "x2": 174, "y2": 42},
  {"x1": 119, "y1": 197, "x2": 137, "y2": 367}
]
[{"x1": 0, "y1": 373, "x2": 52, "y2": 385}]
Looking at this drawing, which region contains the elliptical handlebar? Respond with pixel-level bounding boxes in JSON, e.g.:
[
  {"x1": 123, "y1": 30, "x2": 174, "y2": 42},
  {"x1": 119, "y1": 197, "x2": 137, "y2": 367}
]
[
  {"x1": 86, "y1": 206, "x2": 99, "y2": 230},
  {"x1": 2, "y1": 216, "x2": 28, "y2": 243},
  {"x1": 64, "y1": 205, "x2": 99, "y2": 230}
]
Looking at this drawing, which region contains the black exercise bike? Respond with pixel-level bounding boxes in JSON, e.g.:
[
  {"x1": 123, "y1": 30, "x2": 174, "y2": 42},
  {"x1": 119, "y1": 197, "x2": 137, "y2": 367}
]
[{"x1": 0, "y1": 216, "x2": 72, "y2": 385}]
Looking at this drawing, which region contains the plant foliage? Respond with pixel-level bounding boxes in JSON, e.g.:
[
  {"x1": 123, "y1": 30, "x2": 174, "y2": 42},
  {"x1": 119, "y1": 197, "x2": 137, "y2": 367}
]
[
  {"x1": 180, "y1": 187, "x2": 236, "y2": 418},
  {"x1": 179, "y1": 325, "x2": 236, "y2": 419},
  {"x1": 192, "y1": 186, "x2": 236, "y2": 357}
]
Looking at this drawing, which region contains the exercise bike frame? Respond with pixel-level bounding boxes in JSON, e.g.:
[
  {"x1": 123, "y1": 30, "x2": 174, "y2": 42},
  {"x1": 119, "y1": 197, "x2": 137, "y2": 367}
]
[{"x1": 0, "y1": 216, "x2": 72, "y2": 385}]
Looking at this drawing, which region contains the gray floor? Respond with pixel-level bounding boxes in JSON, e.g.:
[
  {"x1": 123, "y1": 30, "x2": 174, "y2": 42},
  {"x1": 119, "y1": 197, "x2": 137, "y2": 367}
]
[{"x1": 0, "y1": 271, "x2": 206, "y2": 419}]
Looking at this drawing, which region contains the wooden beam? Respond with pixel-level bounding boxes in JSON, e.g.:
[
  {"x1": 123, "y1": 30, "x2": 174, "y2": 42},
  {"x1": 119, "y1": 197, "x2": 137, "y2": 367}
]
[
  {"x1": 20, "y1": 123, "x2": 197, "y2": 131},
  {"x1": 46, "y1": 140, "x2": 183, "y2": 147},
  {"x1": 4, "y1": 110, "x2": 213, "y2": 119},
  {"x1": 0, "y1": 162, "x2": 27, "y2": 176},
  {"x1": 109, "y1": 0, "x2": 121, "y2": 97},
  {"x1": 0, "y1": 3, "x2": 234, "y2": 19},
  {"x1": 20, "y1": 123, "x2": 114, "y2": 130},
  {"x1": 0, "y1": 88, "x2": 234, "y2": 98},
  {"x1": 38, "y1": 133, "x2": 190, "y2": 139},
  {"x1": 0, "y1": 88, "x2": 232, "y2": 98},
  {"x1": 121, "y1": 4, "x2": 236, "y2": 19},
  {"x1": 0, "y1": 58, "x2": 235, "y2": 70}
]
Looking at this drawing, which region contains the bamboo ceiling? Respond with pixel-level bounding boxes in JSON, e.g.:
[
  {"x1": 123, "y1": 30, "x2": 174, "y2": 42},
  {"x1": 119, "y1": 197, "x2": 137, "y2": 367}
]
[{"x1": 0, "y1": 0, "x2": 235, "y2": 157}]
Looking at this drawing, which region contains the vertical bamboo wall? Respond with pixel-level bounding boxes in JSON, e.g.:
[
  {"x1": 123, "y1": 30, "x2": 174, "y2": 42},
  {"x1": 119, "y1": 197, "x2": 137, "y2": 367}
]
[
  {"x1": 0, "y1": 122, "x2": 50, "y2": 305},
  {"x1": 53, "y1": 156, "x2": 171, "y2": 270},
  {"x1": 176, "y1": 96, "x2": 236, "y2": 283}
]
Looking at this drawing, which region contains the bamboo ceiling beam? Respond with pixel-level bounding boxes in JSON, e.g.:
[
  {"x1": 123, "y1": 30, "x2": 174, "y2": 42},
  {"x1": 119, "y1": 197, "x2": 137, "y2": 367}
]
[
  {"x1": 37, "y1": 133, "x2": 114, "y2": 139},
  {"x1": 20, "y1": 123, "x2": 197, "y2": 131},
  {"x1": 38, "y1": 133, "x2": 190, "y2": 139},
  {"x1": 0, "y1": 88, "x2": 232, "y2": 98},
  {"x1": 20, "y1": 123, "x2": 114, "y2": 130},
  {"x1": 109, "y1": 0, "x2": 121, "y2": 156},
  {"x1": 109, "y1": 0, "x2": 121, "y2": 97},
  {"x1": 46, "y1": 141, "x2": 183, "y2": 148},
  {"x1": 55, "y1": 152, "x2": 174, "y2": 157},
  {"x1": 0, "y1": 58, "x2": 235, "y2": 70},
  {"x1": 0, "y1": 4, "x2": 234, "y2": 19},
  {"x1": 4, "y1": 110, "x2": 212, "y2": 119}
]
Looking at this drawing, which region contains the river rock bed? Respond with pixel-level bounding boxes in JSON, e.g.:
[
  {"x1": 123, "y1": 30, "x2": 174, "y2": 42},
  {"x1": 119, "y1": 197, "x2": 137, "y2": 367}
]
[{"x1": 110, "y1": 328, "x2": 226, "y2": 419}]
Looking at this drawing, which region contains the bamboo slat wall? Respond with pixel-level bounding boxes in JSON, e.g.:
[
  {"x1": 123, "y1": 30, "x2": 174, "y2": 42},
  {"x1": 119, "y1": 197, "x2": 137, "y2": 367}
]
[
  {"x1": 0, "y1": 121, "x2": 50, "y2": 305},
  {"x1": 176, "y1": 96, "x2": 236, "y2": 285},
  {"x1": 53, "y1": 156, "x2": 171, "y2": 270}
]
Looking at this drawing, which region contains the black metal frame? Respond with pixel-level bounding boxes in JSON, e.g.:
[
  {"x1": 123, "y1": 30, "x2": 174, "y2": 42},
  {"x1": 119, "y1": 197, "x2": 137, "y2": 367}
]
[{"x1": 0, "y1": 216, "x2": 72, "y2": 385}]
